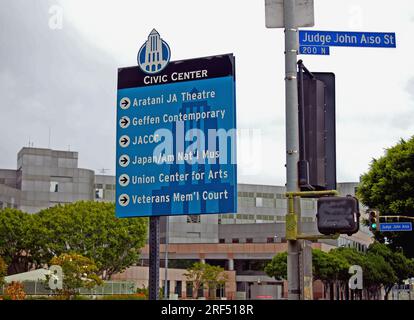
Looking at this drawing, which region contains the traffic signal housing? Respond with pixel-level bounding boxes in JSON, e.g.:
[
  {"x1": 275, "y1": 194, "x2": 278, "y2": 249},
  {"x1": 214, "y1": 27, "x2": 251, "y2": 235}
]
[
  {"x1": 297, "y1": 63, "x2": 336, "y2": 192},
  {"x1": 317, "y1": 195, "x2": 360, "y2": 236},
  {"x1": 368, "y1": 210, "x2": 378, "y2": 232}
]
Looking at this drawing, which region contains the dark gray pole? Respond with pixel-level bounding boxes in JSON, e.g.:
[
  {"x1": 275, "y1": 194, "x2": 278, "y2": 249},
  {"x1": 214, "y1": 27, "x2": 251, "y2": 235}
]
[
  {"x1": 163, "y1": 216, "x2": 169, "y2": 299},
  {"x1": 149, "y1": 216, "x2": 160, "y2": 300},
  {"x1": 283, "y1": 0, "x2": 301, "y2": 300}
]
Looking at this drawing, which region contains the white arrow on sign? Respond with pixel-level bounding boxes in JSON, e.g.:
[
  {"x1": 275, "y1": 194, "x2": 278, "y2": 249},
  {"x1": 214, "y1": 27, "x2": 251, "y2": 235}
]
[
  {"x1": 118, "y1": 174, "x2": 130, "y2": 187},
  {"x1": 119, "y1": 116, "x2": 131, "y2": 129},
  {"x1": 118, "y1": 194, "x2": 130, "y2": 207},
  {"x1": 120, "y1": 97, "x2": 131, "y2": 110},
  {"x1": 119, "y1": 154, "x2": 130, "y2": 167},
  {"x1": 119, "y1": 135, "x2": 130, "y2": 148}
]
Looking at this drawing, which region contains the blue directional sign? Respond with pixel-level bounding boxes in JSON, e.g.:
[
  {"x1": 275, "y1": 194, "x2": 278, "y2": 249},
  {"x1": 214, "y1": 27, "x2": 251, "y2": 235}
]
[
  {"x1": 380, "y1": 222, "x2": 412, "y2": 232},
  {"x1": 299, "y1": 30, "x2": 396, "y2": 48},
  {"x1": 299, "y1": 45, "x2": 330, "y2": 55},
  {"x1": 116, "y1": 54, "x2": 237, "y2": 218}
]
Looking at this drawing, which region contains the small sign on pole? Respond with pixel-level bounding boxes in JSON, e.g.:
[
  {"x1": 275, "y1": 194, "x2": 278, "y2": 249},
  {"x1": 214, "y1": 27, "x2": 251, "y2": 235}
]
[
  {"x1": 299, "y1": 30, "x2": 396, "y2": 48},
  {"x1": 265, "y1": 0, "x2": 314, "y2": 28},
  {"x1": 299, "y1": 45, "x2": 330, "y2": 55},
  {"x1": 380, "y1": 222, "x2": 412, "y2": 232}
]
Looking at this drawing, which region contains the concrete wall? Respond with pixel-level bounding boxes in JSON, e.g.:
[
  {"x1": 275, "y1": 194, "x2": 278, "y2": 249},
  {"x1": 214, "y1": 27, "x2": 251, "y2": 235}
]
[
  {"x1": 94, "y1": 175, "x2": 116, "y2": 202},
  {"x1": 0, "y1": 169, "x2": 18, "y2": 188},
  {"x1": 17, "y1": 148, "x2": 95, "y2": 213},
  {"x1": 162, "y1": 214, "x2": 219, "y2": 244},
  {"x1": 0, "y1": 183, "x2": 20, "y2": 209}
]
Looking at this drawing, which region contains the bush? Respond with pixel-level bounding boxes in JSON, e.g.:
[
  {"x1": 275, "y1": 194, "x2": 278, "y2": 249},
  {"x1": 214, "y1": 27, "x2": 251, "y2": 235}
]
[{"x1": 4, "y1": 281, "x2": 26, "y2": 300}]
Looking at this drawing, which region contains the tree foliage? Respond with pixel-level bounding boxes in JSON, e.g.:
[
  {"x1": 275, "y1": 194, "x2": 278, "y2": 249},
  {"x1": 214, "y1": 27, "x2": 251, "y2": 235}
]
[
  {"x1": 0, "y1": 256, "x2": 7, "y2": 286},
  {"x1": 49, "y1": 253, "x2": 103, "y2": 299},
  {"x1": 264, "y1": 252, "x2": 287, "y2": 280},
  {"x1": 35, "y1": 201, "x2": 148, "y2": 279},
  {"x1": 184, "y1": 262, "x2": 206, "y2": 299},
  {"x1": 0, "y1": 208, "x2": 36, "y2": 274},
  {"x1": 203, "y1": 264, "x2": 228, "y2": 299},
  {"x1": 313, "y1": 249, "x2": 349, "y2": 284},
  {"x1": 357, "y1": 136, "x2": 414, "y2": 257},
  {"x1": 367, "y1": 242, "x2": 414, "y2": 299},
  {"x1": 265, "y1": 244, "x2": 414, "y2": 300},
  {"x1": 184, "y1": 262, "x2": 228, "y2": 299},
  {"x1": 0, "y1": 201, "x2": 148, "y2": 279}
]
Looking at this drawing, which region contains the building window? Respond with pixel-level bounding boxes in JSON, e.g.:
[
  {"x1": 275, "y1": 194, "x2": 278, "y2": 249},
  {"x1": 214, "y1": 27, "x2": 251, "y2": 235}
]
[
  {"x1": 219, "y1": 239, "x2": 225, "y2": 244},
  {"x1": 50, "y1": 181, "x2": 59, "y2": 193},
  {"x1": 232, "y1": 238, "x2": 239, "y2": 244},
  {"x1": 175, "y1": 281, "x2": 182, "y2": 298},
  {"x1": 246, "y1": 238, "x2": 253, "y2": 243},
  {"x1": 255, "y1": 197, "x2": 263, "y2": 207},
  {"x1": 186, "y1": 282, "x2": 193, "y2": 298},
  {"x1": 267, "y1": 237, "x2": 275, "y2": 243},
  {"x1": 187, "y1": 215, "x2": 201, "y2": 223},
  {"x1": 95, "y1": 188, "x2": 104, "y2": 199}
]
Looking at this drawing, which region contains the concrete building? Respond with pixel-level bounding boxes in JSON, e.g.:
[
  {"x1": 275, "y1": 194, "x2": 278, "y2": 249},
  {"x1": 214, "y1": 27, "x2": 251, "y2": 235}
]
[{"x1": 0, "y1": 147, "x2": 115, "y2": 213}]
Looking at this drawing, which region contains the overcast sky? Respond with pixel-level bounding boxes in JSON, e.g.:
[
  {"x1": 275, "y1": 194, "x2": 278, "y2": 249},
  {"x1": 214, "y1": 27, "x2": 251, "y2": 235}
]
[{"x1": 1, "y1": 0, "x2": 413, "y2": 186}]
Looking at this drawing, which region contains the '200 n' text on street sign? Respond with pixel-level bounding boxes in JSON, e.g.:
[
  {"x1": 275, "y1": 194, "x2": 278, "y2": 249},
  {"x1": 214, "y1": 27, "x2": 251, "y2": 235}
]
[
  {"x1": 299, "y1": 45, "x2": 330, "y2": 55},
  {"x1": 379, "y1": 222, "x2": 412, "y2": 232},
  {"x1": 116, "y1": 54, "x2": 237, "y2": 218},
  {"x1": 299, "y1": 30, "x2": 396, "y2": 48}
]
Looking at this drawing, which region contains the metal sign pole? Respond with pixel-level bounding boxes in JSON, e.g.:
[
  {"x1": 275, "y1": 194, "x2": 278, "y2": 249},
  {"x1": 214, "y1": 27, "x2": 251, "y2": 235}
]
[
  {"x1": 284, "y1": 0, "x2": 301, "y2": 300},
  {"x1": 149, "y1": 216, "x2": 160, "y2": 300},
  {"x1": 164, "y1": 216, "x2": 169, "y2": 299}
]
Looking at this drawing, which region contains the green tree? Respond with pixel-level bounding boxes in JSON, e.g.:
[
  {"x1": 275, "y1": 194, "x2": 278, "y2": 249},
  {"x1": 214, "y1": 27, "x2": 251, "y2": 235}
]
[
  {"x1": 203, "y1": 264, "x2": 228, "y2": 299},
  {"x1": 0, "y1": 256, "x2": 7, "y2": 286},
  {"x1": 34, "y1": 201, "x2": 148, "y2": 279},
  {"x1": 368, "y1": 242, "x2": 414, "y2": 299},
  {"x1": 331, "y1": 247, "x2": 397, "y2": 300},
  {"x1": 312, "y1": 249, "x2": 349, "y2": 300},
  {"x1": 264, "y1": 252, "x2": 287, "y2": 280},
  {"x1": 49, "y1": 253, "x2": 103, "y2": 299},
  {"x1": 364, "y1": 252, "x2": 396, "y2": 300},
  {"x1": 0, "y1": 208, "x2": 38, "y2": 274},
  {"x1": 357, "y1": 136, "x2": 414, "y2": 257},
  {"x1": 184, "y1": 262, "x2": 206, "y2": 299}
]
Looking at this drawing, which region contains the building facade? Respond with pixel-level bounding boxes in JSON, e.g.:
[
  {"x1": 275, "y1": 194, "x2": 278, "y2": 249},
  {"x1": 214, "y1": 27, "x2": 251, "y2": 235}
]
[{"x1": 0, "y1": 147, "x2": 114, "y2": 213}]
